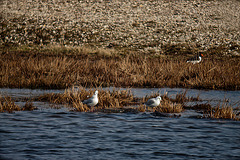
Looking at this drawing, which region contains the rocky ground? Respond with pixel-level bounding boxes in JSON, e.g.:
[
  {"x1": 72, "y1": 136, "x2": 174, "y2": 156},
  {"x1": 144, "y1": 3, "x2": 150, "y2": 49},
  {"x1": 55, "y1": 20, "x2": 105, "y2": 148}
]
[{"x1": 1, "y1": 0, "x2": 240, "y2": 55}]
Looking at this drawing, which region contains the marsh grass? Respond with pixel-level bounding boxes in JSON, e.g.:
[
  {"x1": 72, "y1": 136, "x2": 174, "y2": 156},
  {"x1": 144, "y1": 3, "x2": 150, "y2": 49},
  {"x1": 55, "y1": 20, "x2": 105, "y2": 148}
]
[
  {"x1": 171, "y1": 90, "x2": 201, "y2": 103},
  {"x1": 21, "y1": 102, "x2": 37, "y2": 111},
  {"x1": 156, "y1": 100, "x2": 183, "y2": 113},
  {"x1": 138, "y1": 91, "x2": 239, "y2": 120},
  {"x1": 33, "y1": 87, "x2": 181, "y2": 113},
  {"x1": 34, "y1": 87, "x2": 137, "y2": 112},
  {"x1": 0, "y1": 45, "x2": 239, "y2": 90},
  {"x1": 34, "y1": 87, "x2": 185, "y2": 113},
  {"x1": 0, "y1": 96, "x2": 36, "y2": 113},
  {"x1": 206, "y1": 104, "x2": 239, "y2": 120},
  {"x1": 1, "y1": 88, "x2": 239, "y2": 120},
  {"x1": 0, "y1": 96, "x2": 20, "y2": 113}
]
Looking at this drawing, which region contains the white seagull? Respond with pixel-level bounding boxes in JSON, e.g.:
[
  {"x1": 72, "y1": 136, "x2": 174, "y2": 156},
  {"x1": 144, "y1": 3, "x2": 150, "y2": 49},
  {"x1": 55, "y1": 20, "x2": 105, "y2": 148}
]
[
  {"x1": 187, "y1": 53, "x2": 204, "y2": 64},
  {"x1": 83, "y1": 90, "x2": 99, "y2": 109},
  {"x1": 144, "y1": 96, "x2": 162, "y2": 108}
]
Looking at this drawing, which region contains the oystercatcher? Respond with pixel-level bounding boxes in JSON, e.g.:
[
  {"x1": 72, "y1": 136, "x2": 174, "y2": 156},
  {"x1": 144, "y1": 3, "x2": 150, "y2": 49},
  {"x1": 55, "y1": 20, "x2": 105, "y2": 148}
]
[{"x1": 187, "y1": 53, "x2": 204, "y2": 64}]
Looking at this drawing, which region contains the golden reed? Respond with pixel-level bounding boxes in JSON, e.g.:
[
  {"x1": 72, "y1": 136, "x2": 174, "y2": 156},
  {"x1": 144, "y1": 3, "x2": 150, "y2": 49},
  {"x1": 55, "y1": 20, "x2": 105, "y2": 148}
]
[{"x1": 0, "y1": 45, "x2": 239, "y2": 90}]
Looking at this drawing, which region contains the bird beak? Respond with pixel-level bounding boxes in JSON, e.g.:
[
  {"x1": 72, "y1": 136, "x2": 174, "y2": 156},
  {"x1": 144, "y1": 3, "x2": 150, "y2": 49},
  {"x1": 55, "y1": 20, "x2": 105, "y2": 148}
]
[{"x1": 201, "y1": 54, "x2": 204, "y2": 57}]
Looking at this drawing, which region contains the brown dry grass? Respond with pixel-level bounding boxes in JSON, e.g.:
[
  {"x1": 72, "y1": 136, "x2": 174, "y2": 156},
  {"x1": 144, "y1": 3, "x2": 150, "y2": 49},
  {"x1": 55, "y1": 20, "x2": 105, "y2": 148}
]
[
  {"x1": 33, "y1": 87, "x2": 240, "y2": 121},
  {"x1": 1, "y1": 45, "x2": 239, "y2": 90},
  {"x1": 34, "y1": 87, "x2": 137, "y2": 112},
  {"x1": 0, "y1": 96, "x2": 20, "y2": 113},
  {"x1": 207, "y1": 104, "x2": 239, "y2": 121},
  {"x1": 33, "y1": 87, "x2": 186, "y2": 113},
  {"x1": 0, "y1": 96, "x2": 36, "y2": 113},
  {"x1": 156, "y1": 100, "x2": 183, "y2": 113},
  {"x1": 1, "y1": 87, "x2": 239, "y2": 121}
]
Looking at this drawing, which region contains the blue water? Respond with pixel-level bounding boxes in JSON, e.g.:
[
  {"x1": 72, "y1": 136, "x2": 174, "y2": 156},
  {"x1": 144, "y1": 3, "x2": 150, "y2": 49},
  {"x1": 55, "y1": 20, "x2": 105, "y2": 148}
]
[
  {"x1": 0, "y1": 88, "x2": 240, "y2": 159},
  {"x1": 1, "y1": 110, "x2": 240, "y2": 160}
]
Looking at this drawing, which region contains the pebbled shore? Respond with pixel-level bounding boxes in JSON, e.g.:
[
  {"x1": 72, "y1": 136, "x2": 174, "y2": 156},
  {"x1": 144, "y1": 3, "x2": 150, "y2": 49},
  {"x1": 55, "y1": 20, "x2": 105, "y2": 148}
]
[{"x1": 1, "y1": 0, "x2": 240, "y2": 55}]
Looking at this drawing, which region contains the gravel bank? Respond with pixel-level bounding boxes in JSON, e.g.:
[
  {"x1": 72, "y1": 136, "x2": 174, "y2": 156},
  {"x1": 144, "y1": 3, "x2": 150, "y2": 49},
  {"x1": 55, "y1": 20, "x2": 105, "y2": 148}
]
[{"x1": 1, "y1": 0, "x2": 240, "y2": 55}]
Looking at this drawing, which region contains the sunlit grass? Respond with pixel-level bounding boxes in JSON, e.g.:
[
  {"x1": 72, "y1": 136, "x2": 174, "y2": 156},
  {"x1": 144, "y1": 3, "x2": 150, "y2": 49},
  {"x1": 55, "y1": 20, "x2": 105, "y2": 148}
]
[{"x1": 0, "y1": 45, "x2": 239, "y2": 90}]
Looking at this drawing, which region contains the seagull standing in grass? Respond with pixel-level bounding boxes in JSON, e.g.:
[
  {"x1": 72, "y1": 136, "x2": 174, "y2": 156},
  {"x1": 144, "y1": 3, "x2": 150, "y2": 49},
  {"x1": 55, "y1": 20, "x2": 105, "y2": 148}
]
[
  {"x1": 187, "y1": 53, "x2": 204, "y2": 64},
  {"x1": 144, "y1": 96, "x2": 162, "y2": 110},
  {"x1": 83, "y1": 90, "x2": 99, "y2": 110}
]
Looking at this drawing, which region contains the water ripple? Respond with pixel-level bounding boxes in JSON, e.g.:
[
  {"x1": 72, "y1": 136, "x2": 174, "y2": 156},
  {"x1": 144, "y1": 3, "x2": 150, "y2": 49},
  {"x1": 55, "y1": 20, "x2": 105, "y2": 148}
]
[{"x1": 1, "y1": 88, "x2": 240, "y2": 159}]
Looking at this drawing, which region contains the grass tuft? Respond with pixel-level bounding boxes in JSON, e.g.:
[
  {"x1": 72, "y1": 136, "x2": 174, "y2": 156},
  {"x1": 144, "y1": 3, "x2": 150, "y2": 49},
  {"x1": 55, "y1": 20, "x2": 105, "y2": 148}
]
[
  {"x1": 0, "y1": 96, "x2": 36, "y2": 113},
  {"x1": 208, "y1": 105, "x2": 239, "y2": 120},
  {"x1": 156, "y1": 100, "x2": 183, "y2": 113},
  {"x1": 21, "y1": 102, "x2": 37, "y2": 111},
  {"x1": 0, "y1": 96, "x2": 21, "y2": 113}
]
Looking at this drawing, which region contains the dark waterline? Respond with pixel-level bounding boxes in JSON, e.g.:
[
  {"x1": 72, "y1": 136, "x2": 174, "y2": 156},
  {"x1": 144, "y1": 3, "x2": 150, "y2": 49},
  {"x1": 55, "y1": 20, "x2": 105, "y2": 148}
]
[{"x1": 0, "y1": 88, "x2": 240, "y2": 159}]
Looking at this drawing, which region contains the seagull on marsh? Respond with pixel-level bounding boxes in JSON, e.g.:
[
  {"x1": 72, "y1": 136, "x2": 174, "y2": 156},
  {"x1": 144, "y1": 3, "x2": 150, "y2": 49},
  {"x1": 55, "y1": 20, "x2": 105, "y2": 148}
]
[
  {"x1": 83, "y1": 90, "x2": 99, "y2": 110},
  {"x1": 144, "y1": 96, "x2": 162, "y2": 108},
  {"x1": 187, "y1": 53, "x2": 204, "y2": 64}
]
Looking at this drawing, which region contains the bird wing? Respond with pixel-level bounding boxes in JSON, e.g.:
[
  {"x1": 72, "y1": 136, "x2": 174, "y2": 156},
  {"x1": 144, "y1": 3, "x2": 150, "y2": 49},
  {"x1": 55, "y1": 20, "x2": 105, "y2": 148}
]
[
  {"x1": 83, "y1": 97, "x2": 93, "y2": 104},
  {"x1": 187, "y1": 55, "x2": 199, "y2": 62},
  {"x1": 145, "y1": 98, "x2": 156, "y2": 106}
]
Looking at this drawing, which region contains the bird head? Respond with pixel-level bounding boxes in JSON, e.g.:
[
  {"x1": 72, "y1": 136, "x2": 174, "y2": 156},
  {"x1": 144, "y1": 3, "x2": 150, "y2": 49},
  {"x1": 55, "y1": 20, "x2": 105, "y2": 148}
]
[
  {"x1": 94, "y1": 90, "x2": 98, "y2": 95},
  {"x1": 156, "y1": 96, "x2": 162, "y2": 101}
]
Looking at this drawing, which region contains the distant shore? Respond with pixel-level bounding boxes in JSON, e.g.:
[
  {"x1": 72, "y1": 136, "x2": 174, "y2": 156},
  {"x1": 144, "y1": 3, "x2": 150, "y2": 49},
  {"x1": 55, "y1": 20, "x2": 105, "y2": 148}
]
[{"x1": 1, "y1": 0, "x2": 240, "y2": 55}]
